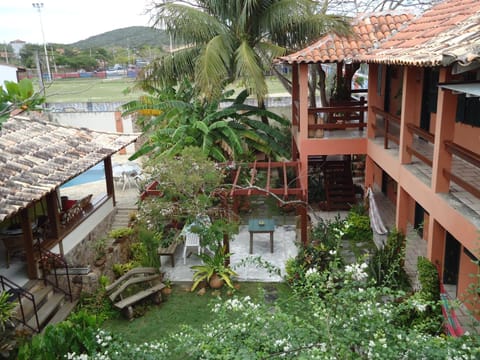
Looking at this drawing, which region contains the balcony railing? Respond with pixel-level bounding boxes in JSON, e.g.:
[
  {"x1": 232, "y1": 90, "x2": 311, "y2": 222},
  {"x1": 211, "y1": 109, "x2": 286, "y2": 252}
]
[
  {"x1": 371, "y1": 106, "x2": 400, "y2": 148},
  {"x1": 307, "y1": 97, "x2": 367, "y2": 138}
]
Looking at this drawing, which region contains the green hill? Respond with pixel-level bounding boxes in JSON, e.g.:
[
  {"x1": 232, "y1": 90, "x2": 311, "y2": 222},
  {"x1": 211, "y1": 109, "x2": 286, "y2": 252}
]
[{"x1": 71, "y1": 26, "x2": 170, "y2": 49}]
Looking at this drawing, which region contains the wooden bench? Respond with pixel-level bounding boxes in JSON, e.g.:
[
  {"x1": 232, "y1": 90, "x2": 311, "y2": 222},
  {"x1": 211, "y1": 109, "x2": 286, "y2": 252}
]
[
  {"x1": 157, "y1": 231, "x2": 183, "y2": 267},
  {"x1": 158, "y1": 241, "x2": 179, "y2": 267},
  {"x1": 105, "y1": 267, "x2": 165, "y2": 319}
]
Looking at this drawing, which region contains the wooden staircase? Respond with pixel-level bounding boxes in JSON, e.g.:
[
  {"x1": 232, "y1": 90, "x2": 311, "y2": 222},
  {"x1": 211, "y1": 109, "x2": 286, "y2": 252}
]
[{"x1": 323, "y1": 156, "x2": 357, "y2": 211}]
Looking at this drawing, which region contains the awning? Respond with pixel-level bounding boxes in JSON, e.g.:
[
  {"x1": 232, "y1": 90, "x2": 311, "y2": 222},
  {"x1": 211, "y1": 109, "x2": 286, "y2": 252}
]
[{"x1": 439, "y1": 83, "x2": 480, "y2": 97}]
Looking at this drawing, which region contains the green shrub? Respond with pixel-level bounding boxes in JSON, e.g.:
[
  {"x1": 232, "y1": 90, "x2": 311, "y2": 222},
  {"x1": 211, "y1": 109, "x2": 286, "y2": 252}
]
[
  {"x1": 287, "y1": 217, "x2": 343, "y2": 288},
  {"x1": 75, "y1": 277, "x2": 116, "y2": 322},
  {"x1": 343, "y1": 211, "x2": 372, "y2": 243},
  {"x1": 17, "y1": 311, "x2": 100, "y2": 360},
  {"x1": 393, "y1": 257, "x2": 443, "y2": 335},
  {"x1": 112, "y1": 262, "x2": 136, "y2": 278},
  {"x1": 108, "y1": 227, "x2": 134, "y2": 240},
  {"x1": 417, "y1": 256, "x2": 440, "y2": 302},
  {"x1": 136, "y1": 227, "x2": 161, "y2": 268},
  {"x1": 368, "y1": 228, "x2": 410, "y2": 290}
]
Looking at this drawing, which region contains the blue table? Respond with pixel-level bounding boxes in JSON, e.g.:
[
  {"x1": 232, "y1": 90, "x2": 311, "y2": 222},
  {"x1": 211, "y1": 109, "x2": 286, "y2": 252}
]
[{"x1": 248, "y1": 219, "x2": 275, "y2": 254}]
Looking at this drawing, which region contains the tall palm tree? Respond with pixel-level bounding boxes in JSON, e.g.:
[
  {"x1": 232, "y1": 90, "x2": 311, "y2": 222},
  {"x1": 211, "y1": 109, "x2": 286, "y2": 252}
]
[
  {"x1": 123, "y1": 79, "x2": 290, "y2": 162},
  {"x1": 144, "y1": 0, "x2": 349, "y2": 103}
]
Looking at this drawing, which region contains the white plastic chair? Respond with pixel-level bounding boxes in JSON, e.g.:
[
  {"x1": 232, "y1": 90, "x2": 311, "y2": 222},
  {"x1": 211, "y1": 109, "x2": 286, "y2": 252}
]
[{"x1": 183, "y1": 230, "x2": 202, "y2": 264}]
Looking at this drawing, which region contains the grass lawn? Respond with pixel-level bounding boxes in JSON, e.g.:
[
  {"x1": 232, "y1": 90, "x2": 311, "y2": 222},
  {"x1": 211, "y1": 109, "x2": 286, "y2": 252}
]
[
  {"x1": 43, "y1": 76, "x2": 288, "y2": 103},
  {"x1": 102, "y1": 282, "x2": 291, "y2": 344},
  {"x1": 44, "y1": 78, "x2": 145, "y2": 103}
]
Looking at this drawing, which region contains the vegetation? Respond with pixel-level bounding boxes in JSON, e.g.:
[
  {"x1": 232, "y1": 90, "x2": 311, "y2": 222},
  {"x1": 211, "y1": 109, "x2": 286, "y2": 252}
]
[
  {"x1": 17, "y1": 27, "x2": 169, "y2": 71},
  {"x1": 17, "y1": 311, "x2": 102, "y2": 360},
  {"x1": 71, "y1": 26, "x2": 170, "y2": 50},
  {"x1": 191, "y1": 246, "x2": 238, "y2": 291},
  {"x1": 145, "y1": 0, "x2": 350, "y2": 103},
  {"x1": 108, "y1": 227, "x2": 134, "y2": 241},
  {"x1": 124, "y1": 79, "x2": 290, "y2": 162},
  {"x1": 0, "y1": 78, "x2": 45, "y2": 123},
  {"x1": 368, "y1": 228, "x2": 410, "y2": 290}
]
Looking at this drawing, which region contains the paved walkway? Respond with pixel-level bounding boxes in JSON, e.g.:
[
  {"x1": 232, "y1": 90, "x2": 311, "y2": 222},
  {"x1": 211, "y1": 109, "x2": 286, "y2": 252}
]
[{"x1": 162, "y1": 223, "x2": 299, "y2": 283}]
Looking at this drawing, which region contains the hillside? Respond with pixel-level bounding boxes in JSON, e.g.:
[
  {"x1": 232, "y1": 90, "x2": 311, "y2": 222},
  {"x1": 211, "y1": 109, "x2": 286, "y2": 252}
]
[{"x1": 71, "y1": 26, "x2": 170, "y2": 49}]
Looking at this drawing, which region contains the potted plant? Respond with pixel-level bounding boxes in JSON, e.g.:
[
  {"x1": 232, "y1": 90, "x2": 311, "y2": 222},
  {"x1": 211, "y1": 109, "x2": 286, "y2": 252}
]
[
  {"x1": 161, "y1": 278, "x2": 173, "y2": 296},
  {"x1": 191, "y1": 246, "x2": 237, "y2": 291},
  {"x1": 108, "y1": 227, "x2": 135, "y2": 244},
  {"x1": 92, "y1": 237, "x2": 107, "y2": 267}
]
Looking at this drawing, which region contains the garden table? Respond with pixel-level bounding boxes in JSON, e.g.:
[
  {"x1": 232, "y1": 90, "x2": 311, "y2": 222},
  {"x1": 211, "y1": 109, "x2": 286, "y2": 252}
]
[{"x1": 248, "y1": 219, "x2": 275, "y2": 254}]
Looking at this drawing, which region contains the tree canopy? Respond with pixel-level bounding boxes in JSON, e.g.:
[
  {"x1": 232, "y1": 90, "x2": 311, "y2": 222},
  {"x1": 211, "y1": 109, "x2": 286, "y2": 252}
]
[
  {"x1": 144, "y1": 0, "x2": 350, "y2": 102},
  {"x1": 123, "y1": 79, "x2": 290, "y2": 162}
]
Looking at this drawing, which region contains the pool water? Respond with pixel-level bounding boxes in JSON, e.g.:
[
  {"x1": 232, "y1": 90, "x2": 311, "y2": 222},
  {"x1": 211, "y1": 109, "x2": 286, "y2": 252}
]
[{"x1": 62, "y1": 163, "x2": 105, "y2": 188}]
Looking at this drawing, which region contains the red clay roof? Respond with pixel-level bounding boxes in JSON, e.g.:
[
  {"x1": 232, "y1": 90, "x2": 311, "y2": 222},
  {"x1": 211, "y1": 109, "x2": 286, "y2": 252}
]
[
  {"x1": 279, "y1": 12, "x2": 414, "y2": 64},
  {"x1": 360, "y1": 0, "x2": 480, "y2": 66},
  {"x1": 0, "y1": 116, "x2": 139, "y2": 221}
]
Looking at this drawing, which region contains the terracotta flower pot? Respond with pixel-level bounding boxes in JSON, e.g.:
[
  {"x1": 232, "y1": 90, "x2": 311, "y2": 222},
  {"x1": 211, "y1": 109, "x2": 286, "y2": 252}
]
[
  {"x1": 209, "y1": 273, "x2": 224, "y2": 289},
  {"x1": 161, "y1": 287, "x2": 172, "y2": 296}
]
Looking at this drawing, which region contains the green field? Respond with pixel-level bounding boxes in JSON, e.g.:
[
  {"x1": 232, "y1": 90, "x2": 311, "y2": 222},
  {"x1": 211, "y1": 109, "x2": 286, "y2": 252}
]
[
  {"x1": 44, "y1": 78, "x2": 143, "y2": 103},
  {"x1": 43, "y1": 76, "x2": 288, "y2": 103}
]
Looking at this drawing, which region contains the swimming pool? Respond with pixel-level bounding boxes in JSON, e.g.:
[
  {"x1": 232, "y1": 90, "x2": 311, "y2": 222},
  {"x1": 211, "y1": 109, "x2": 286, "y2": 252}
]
[{"x1": 62, "y1": 163, "x2": 105, "y2": 188}]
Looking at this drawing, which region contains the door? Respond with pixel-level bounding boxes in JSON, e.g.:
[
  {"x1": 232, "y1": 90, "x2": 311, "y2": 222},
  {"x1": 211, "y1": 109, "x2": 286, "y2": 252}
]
[{"x1": 443, "y1": 232, "x2": 461, "y2": 285}]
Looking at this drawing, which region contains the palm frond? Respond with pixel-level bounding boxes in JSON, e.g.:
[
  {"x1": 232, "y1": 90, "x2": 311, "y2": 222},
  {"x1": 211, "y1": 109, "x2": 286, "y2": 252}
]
[
  {"x1": 152, "y1": 3, "x2": 225, "y2": 44},
  {"x1": 195, "y1": 35, "x2": 234, "y2": 98},
  {"x1": 235, "y1": 40, "x2": 268, "y2": 101}
]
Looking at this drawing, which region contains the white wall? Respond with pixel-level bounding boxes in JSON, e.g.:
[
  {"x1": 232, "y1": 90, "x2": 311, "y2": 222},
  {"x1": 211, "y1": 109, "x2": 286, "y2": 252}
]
[
  {"x1": 0, "y1": 64, "x2": 18, "y2": 86},
  {"x1": 50, "y1": 111, "x2": 137, "y2": 155}
]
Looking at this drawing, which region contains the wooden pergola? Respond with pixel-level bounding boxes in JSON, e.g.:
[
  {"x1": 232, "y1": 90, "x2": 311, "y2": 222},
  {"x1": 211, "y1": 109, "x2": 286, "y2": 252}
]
[
  {"x1": 227, "y1": 160, "x2": 308, "y2": 244},
  {"x1": 140, "y1": 160, "x2": 309, "y2": 245}
]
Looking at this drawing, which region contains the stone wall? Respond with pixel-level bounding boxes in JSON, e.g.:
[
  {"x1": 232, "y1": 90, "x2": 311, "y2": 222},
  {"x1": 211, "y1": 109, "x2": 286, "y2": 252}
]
[{"x1": 48, "y1": 210, "x2": 133, "y2": 299}]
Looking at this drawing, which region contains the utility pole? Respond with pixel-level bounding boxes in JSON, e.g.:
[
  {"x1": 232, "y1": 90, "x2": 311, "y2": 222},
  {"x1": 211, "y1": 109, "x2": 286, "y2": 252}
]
[
  {"x1": 32, "y1": 3, "x2": 52, "y2": 82},
  {"x1": 3, "y1": 44, "x2": 8, "y2": 64}
]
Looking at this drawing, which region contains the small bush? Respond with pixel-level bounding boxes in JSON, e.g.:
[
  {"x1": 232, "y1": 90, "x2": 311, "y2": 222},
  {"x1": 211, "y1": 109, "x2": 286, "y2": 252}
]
[
  {"x1": 368, "y1": 228, "x2": 410, "y2": 290},
  {"x1": 17, "y1": 311, "x2": 101, "y2": 360},
  {"x1": 343, "y1": 211, "x2": 372, "y2": 243}
]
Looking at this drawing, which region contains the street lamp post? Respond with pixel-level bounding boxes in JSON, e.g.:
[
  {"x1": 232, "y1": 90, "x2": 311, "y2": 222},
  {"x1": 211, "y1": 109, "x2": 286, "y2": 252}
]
[{"x1": 32, "y1": 2, "x2": 52, "y2": 82}]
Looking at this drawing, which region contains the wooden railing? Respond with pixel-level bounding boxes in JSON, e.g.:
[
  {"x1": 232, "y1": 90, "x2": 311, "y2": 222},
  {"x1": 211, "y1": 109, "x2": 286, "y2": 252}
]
[
  {"x1": 307, "y1": 97, "x2": 367, "y2": 137},
  {"x1": 0, "y1": 275, "x2": 40, "y2": 333},
  {"x1": 371, "y1": 106, "x2": 400, "y2": 149},
  {"x1": 406, "y1": 124, "x2": 435, "y2": 167},
  {"x1": 444, "y1": 141, "x2": 480, "y2": 199}
]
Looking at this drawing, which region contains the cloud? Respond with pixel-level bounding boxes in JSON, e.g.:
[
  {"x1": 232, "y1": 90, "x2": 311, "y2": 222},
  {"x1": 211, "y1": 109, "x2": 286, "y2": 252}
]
[{"x1": 1, "y1": 0, "x2": 152, "y2": 44}]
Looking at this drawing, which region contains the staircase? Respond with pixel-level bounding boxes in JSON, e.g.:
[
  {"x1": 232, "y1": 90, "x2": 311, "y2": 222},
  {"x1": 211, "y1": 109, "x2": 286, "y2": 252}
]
[
  {"x1": 111, "y1": 207, "x2": 136, "y2": 230},
  {"x1": 2, "y1": 276, "x2": 77, "y2": 334},
  {"x1": 323, "y1": 156, "x2": 357, "y2": 211}
]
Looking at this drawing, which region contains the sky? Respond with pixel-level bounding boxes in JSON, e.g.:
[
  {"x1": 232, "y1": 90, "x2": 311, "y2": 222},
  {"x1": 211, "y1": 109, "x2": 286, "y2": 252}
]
[{"x1": 0, "y1": 0, "x2": 154, "y2": 45}]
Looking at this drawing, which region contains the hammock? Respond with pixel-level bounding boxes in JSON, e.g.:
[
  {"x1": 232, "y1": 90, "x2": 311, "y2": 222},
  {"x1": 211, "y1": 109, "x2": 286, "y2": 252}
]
[
  {"x1": 366, "y1": 187, "x2": 388, "y2": 235},
  {"x1": 439, "y1": 282, "x2": 464, "y2": 337}
]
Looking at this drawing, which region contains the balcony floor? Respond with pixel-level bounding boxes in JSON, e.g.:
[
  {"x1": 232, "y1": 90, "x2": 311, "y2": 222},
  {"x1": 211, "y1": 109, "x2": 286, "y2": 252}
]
[{"x1": 371, "y1": 135, "x2": 480, "y2": 227}]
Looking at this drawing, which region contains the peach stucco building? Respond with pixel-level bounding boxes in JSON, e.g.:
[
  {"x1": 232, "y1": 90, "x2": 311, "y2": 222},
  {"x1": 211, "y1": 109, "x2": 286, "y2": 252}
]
[{"x1": 280, "y1": 0, "x2": 480, "y2": 314}]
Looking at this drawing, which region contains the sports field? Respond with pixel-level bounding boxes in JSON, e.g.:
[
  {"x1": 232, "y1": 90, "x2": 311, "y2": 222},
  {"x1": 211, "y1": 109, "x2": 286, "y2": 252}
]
[{"x1": 44, "y1": 76, "x2": 287, "y2": 103}]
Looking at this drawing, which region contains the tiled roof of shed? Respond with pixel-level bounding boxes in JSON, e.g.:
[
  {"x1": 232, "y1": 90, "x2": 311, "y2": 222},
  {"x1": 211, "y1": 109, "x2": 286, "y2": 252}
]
[
  {"x1": 360, "y1": 0, "x2": 480, "y2": 66},
  {"x1": 279, "y1": 12, "x2": 414, "y2": 64},
  {"x1": 0, "y1": 116, "x2": 138, "y2": 221}
]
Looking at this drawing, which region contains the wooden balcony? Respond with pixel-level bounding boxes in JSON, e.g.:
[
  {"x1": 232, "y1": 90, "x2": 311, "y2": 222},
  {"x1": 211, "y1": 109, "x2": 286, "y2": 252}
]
[
  {"x1": 371, "y1": 107, "x2": 480, "y2": 221},
  {"x1": 306, "y1": 97, "x2": 368, "y2": 139}
]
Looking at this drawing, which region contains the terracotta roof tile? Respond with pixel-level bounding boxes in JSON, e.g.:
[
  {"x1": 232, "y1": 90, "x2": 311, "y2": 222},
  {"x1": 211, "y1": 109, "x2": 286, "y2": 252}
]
[
  {"x1": 279, "y1": 12, "x2": 414, "y2": 64},
  {"x1": 361, "y1": 0, "x2": 480, "y2": 66},
  {"x1": 0, "y1": 116, "x2": 139, "y2": 221}
]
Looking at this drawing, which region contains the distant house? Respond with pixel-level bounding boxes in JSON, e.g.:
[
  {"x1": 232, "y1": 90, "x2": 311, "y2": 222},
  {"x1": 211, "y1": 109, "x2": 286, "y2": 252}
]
[
  {"x1": 9, "y1": 39, "x2": 26, "y2": 58},
  {"x1": 0, "y1": 64, "x2": 22, "y2": 85}
]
